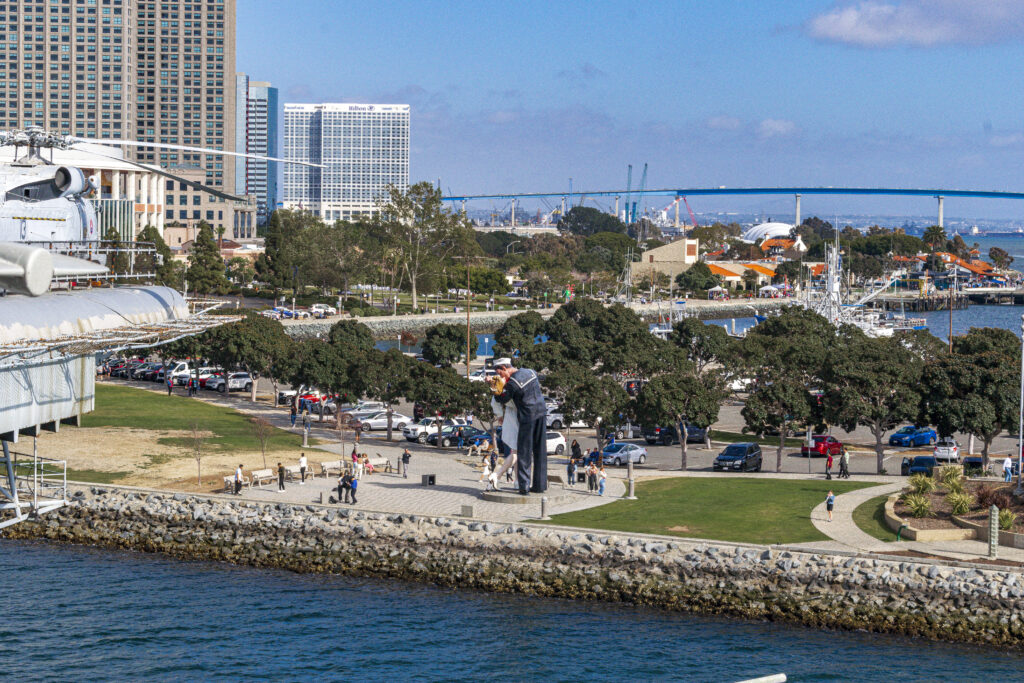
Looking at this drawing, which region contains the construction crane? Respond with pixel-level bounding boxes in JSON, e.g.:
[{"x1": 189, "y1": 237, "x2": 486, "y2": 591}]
[
  {"x1": 623, "y1": 165, "x2": 633, "y2": 223},
  {"x1": 631, "y1": 163, "x2": 648, "y2": 224}
]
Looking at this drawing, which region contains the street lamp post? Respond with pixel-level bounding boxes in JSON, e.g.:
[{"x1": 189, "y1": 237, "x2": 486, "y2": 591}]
[{"x1": 1017, "y1": 314, "x2": 1024, "y2": 495}]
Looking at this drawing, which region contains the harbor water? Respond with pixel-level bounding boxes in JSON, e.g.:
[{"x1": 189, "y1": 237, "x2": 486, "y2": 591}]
[{"x1": 2, "y1": 539, "x2": 1020, "y2": 682}]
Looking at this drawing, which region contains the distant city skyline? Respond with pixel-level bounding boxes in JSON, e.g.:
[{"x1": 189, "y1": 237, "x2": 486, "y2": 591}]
[{"x1": 239, "y1": 1, "x2": 1024, "y2": 220}]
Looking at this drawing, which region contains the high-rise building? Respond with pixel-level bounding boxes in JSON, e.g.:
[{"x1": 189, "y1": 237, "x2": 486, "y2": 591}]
[
  {"x1": 282, "y1": 103, "x2": 409, "y2": 222},
  {"x1": 135, "y1": 0, "x2": 236, "y2": 193},
  {"x1": 0, "y1": 1, "x2": 137, "y2": 138},
  {"x1": 234, "y1": 73, "x2": 278, "y2": 226},
  {"x1": 0, "y1": 1, "x2": 236, "y2": 194}
]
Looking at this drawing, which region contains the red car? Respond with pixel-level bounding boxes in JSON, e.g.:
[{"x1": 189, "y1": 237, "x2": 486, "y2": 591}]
[{"x1": 801, "y1": 435, "x2": 844, "y2": 458}]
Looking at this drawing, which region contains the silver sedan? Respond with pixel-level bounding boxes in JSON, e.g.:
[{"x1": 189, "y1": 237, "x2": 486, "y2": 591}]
[{"x1": 360, "y1": 411, "x2": 412, "y2": 431}]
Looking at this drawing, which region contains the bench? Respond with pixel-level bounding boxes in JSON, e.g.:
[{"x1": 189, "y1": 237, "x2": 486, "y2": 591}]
[
  {"x1": 319, "y1": 460, "x2": 344, "y2": 478},
  {"x1": 250, "y1": 468, "x2": 275, "y2": 487},
  {"x1": 367, "y1": 454, "x2": 392, "y2": 473},
  {"x1": 222, "y1": 474, "x2": 250, "y2": 493},
  {"x1": 284, "y1": 464, "x2": 310, "y2": 481}
]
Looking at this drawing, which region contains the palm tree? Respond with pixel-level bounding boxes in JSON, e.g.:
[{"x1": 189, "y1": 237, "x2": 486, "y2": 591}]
[{"x1": 923, "y1": 225, "x2": 946, "y2": 251}]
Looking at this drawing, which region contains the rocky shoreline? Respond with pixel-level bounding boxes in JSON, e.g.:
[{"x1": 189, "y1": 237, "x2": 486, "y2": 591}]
[
  {"x1": 6, "y1": 484, "x2": 1020, "y2": 648},
  {"x1": 285, "y1": 299, "x2": 788, "y2": 339}
]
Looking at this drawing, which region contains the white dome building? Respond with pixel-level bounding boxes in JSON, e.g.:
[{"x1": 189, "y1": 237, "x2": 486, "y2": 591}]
[{"x1": 742, "y1": 221, "x2": 794, "y2": 243}]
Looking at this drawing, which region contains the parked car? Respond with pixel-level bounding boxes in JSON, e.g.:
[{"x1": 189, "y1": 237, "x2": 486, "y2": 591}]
[
  {"x1": 339, "y1": 400, "x2": 386, "y2": 414},
  {"x1": 195, "y1": 367, "x2": 223, "y2": 388},
  {"x1": 714, "y1": 443, "x2": 763, "y2": 472},
  {"x1": 888, "y1": 426, "x2": 937, "y2": 447},
  {"x1": 546, "y1": 412, "x2": 587, "y2": 430},
  {"x1": 310, "y1": 303, "x2": 337, "y2": 317},
  {"x1": 933, "y1": 438, "x2": 960, "y2": 463},
  {"x1": 901, "y1": 455, "x2": 937, "y2": 476},
  {"x1": 468, "y1": 368, "x2": 498, "y2": 383},
  {"x1": 601, "y1": 442, "x2": 647, "y2": 466},
  {"x1": 608, "y1": 422, "x2": 643, "y2": 440},
  {"x1": 426, "y1": 425, "x2": 488, "y2": 447},
  {"x1": 801, "y1": 435, "x2": 844, "y2": 458},
  {"x1": 130, "y1": 362, "x2": 159, "y2": 380},
  {"x1": 360, "y1": 411, "x2": 412, "y2": 431},
  {"x1": 546, "y1": 431, "x2": 567, "y2": 455},
  {"x1": 643, "y1": 423, "x2": 707, "y2": 446},
  {"x1": 207, "y1": 372, "x2": 253, "y2": 393},
  {"x1": 961, "y1": 456, "x2": 986, "y2": 476},
  {"x1": 403, "y1": 417, "x2": 470, "y2": 443}
]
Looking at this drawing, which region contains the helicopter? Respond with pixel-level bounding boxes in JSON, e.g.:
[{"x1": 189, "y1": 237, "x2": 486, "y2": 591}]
[{"x1": 0, "y1": 127, "x2": 317, "y2": 295}]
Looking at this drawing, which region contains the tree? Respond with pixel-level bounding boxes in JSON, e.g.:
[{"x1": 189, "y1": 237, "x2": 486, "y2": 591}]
[
  {"x1": 282, "y1": 339, "x2": 364, "y2": 425},
  {"x1": 635, "y1": 371, "x2": 725, "y2": 470},
  {"x1": 205, "y1": 312, "x2": 292, "y2": 402},
  {"x1": 103, "y1": 226, "x2": 130, "y2": 275},
  {"x1": 186, "y1": 222, "x2": 228, "y2": 294},
  {"x1": 375, "y1": 182, "x2": 477, "y2": 308},
  {"x1": 920, "y1": 328, "x2": 1020, "y2": 470},
  {"x1": 190, "y1": 421, "x2": 205, "y2": 487},
  {"x1": 493, "y1": 310, "x2": 545, "y2": 358},
  {"x1": 669, "y1": 317, "x2": 733, "y2": 375},
  {"x1": 226, "y1": 256, "x2": 255, "y2": 286},
  {"x1": 476, "y1": 230, "x2": 521, "y2": 257},
  {"x1": 581, "y1": 231, "x2": 637, "y2": 273},
  {"x1": 256, "y1": 209, "x2": 317, "y2": 291},
  {"x1": 990, "y1": 246, "x2": 1013, "y2": 269},
  {"x1": 823, "y1": 335, "x2": 924, "y2": 473},
  {"x1": 688, "y1": 222, "x2": 741, "y2": 252},
  {"x1": 773, "y1": 260, "x2": 801, "y2": 285},
  {"x1": 742, "y1": 368, "x2": 817, "y2": 472},
  {"x1": 327, "y1": 319, "x2": 375, "y2": 354},
  {"x1": 674, "y1": 262, "x2": 720, "y2": 292},
  {"x1": 250, "y1": 416, "x2": 273, "y2": 469},
  {"x1": 557, "y1": 205, "x2": 627, "y2": 236},
  {"x1": 356, "y1": 348, "x2": 414, "y2": 441},
  {"x1": 924, "y1": 253, "x2": 946, "y2": 273},
  {"x1": 406, "y1": 365, "x2": 478, "y2": 448},
  {"x1": 421, "y1": 322, "x2": 473, "y2": 367},
  {"x1": 136, "y1": 225, "x2": 175, "y2": 286},
  {"x1": 544, "y1": 365, "x2": 629, "y2": 448},
  {"x1": 922, "y1": 225, "x2": 946, "y2": 251},
  {"x1": 467, "y1": 266, "x2": 508, "y2": 295}
]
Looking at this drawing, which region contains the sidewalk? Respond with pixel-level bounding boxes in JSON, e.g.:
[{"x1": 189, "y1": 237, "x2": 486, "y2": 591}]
[{"x1": 810, "y1": 483, "x2": 1024, "y2": 563}]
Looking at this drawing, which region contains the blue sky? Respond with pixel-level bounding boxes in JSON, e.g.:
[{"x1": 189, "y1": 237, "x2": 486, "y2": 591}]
[{"x1": 239, "y1": 1, "x2": 1024, "y2": 220}]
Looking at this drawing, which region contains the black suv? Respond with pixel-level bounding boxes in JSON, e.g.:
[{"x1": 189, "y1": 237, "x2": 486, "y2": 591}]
[
  {"x1": 713, "y1": 442, "x2": 763, "y2": 472},
  {"x1": 643, "y1": 424, "x2": 707, "y2": 446}
]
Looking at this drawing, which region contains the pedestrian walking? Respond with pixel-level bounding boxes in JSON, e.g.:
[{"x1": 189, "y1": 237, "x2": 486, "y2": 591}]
[
  {"x1": 234, "y1": 464, "x2": 244, "y2": 495},
  {"x1": 350, "y1": 475, "x2": 359, "y2": 505},
  {"x1": 825, "y1": 490, "x2": 835, "y2": 522},
  {"x1": 299, "y1": 453, "x2": 307, "y2": 484},
  {"x1": 340, "y1": 472, "x2": 353, "y2": 503},
  {"x1": 587, "y1": 462, "x2": 598, "y2": 493},
  {"x1": 290, "y1": 401, "x2": 298, "y2": 429},
  {"x1": 337, "y1": 474, "x2": 346, "y2": 504},
  {"x1": 456, "y1": 427, "x2": 465, "y2": 450},
  {"x1": 598, "y1": 465, "x2": 607, "y2": 496},
  {"x1": 567, "y1": 457, "x2": 576, "y2": 488},
  {"x1": 401, "y1": 448, "x2": 411, "y2": 478},
  {"x1": 277, "y1": 462, "x2": 285, "y2": 492},
  {"x1": 840, "y1": 450, "x2": 850, "y2": 479},
  {"x1": 825, "y1": 453, "x2": 833, "y2": 480}
]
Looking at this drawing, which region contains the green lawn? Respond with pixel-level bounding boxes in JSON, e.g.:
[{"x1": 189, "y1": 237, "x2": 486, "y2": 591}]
[
  {"x1": 852, "y1": 493, "x2": 899, "y2": 542},
  {"x1": 66, "y1": 469, "x2": 130, "y2": 484},
  {"x1": 546, "y1": 477, "x2": 879, "y2": 544},
  {"x1": 85, "y1": 384, "x2": 304, "y2": 454}
]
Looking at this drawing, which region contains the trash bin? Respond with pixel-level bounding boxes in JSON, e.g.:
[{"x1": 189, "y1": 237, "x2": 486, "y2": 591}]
[{"x1": 421, "y1": 474, "x2": 436, "y2": 486}]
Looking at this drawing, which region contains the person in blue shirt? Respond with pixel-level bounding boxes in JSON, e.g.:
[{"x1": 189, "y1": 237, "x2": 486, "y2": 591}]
[
  {"x1": 350, "y1": 475, "x2": 359, "y2": 505},
  {"x1": 825, "y1": 490, "x2": 835, "y2": 522},
  {"x1": 493, "y1": 358, "x2": 548, "y2": 494}
]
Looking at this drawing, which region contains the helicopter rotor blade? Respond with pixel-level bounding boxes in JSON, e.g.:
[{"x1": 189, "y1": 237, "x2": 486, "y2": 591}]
[
  {"x1": 69, "y1": 137, "x2": 322, "y2": 168},
  {"x1": 74, "y1": 146, "x2": 247, "y2": 202}
]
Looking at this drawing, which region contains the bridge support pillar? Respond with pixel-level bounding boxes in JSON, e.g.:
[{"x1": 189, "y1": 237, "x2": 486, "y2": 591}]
[
  {"x1": 511, "y1": 198, "x2": 516, "y2": 227},
  {"x1": 674, "y1": 198, "x2": 680, "y2": 228},
  {"x1": 937, "y1": 195, "x2": 944, "y2": 228},
  {"x1": 614, "y1": 196, "x2": 620, "y2": 221},
  {"x1": 460, "y1": 200, "x2": 466, "y2": 215},
  {"x1": 794, "y1": 193, "x2": 801, "y2": 227},
  {"x1": 561, "y1": 196, "x2": 566, "y2": 219}
]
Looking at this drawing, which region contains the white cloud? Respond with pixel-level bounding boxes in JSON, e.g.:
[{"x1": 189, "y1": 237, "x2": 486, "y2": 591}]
[
  {"x1": 804, "y1": 1, "x2": 1024, "y2": 48},
  {"x1": 706, "y1": 115, "x2": 742, "y2": 130},
  {"x1": 989, "y1": 133, "x2": 1024, "y2": 147},
  {"x1": 758, "y1": 119, "x2": 798, "y2": 138}
]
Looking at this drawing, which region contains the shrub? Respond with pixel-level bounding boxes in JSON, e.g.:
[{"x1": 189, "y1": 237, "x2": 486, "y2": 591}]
[
  {"x1": 903, "y1": 492, "x2": 932, "y2": 518},
  {"x1": 908, "y1": 473, "x2": 935, "y2": 495},
  {"x1": 938, "y1": 465, "x2": 963, "y2": 490},
  {"x1": 944, "y1": 477, "x2": 965, "y2": 495},
  {"x1": 947, "y1": 491, "x2": 974, "y2": 516},
  {"x1": 999, "y1": 508, "x2": 1017, "y2": 531},
  {"x1": 977, "y1": 485, "x2": 1014, "y2": 511}
]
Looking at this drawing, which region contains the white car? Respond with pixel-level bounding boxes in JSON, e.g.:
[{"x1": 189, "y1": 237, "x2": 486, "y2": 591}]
[
  {"x1": 340, "y1": 400, "x2": 386, "y2": 414},
  {"x1": 546, "y1": 431, "x2": 567, "y2": 455},
  {"x1": 310, "y1": 303, "x2": 337, "y2": 317},
  {"x1": 602, "y1": 443, "x2": 648, "y2": 466},
  {"x1": 361, "y1": 411, "x2": 412, "y2": 431},
  {"x1": 403, "y1": 417, "x2": 470, "y2": 443},
  {"x1": 933, "y1": 438, "x2": 960, "y2": 463},
  {"x1": 208, "y1": 372, "x2": 253, "y2": 393},
  {"x1": 546, "y1": 412, "x2": 587, "y2": 430},
  {"x1": 469, "y1": 368, "x2": 498, "y2": 383}
]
